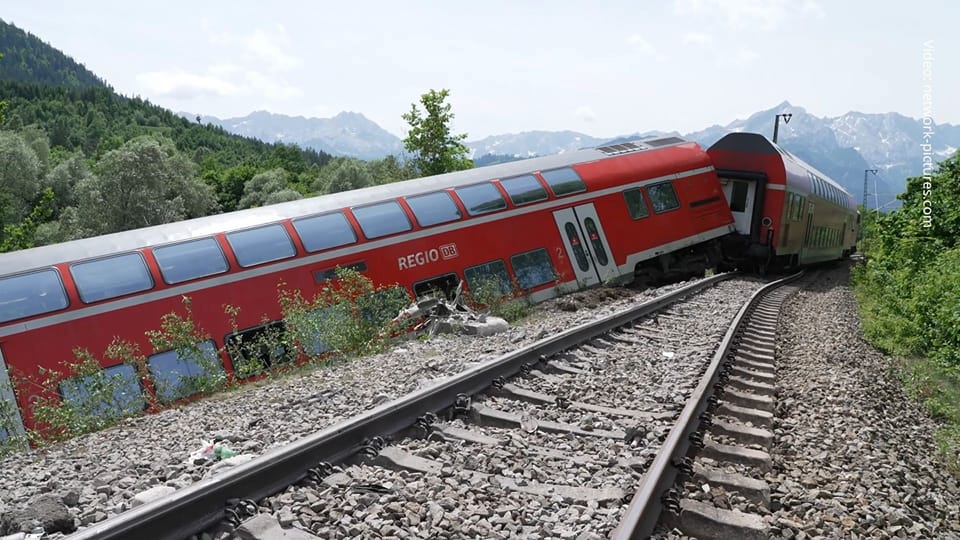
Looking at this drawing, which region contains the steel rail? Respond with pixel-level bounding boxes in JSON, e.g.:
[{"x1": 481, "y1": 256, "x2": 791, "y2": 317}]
[
  {"x1": 67, "y1": 273, "x2": 736, "y2": 540},
  {"x1": 610, "y1": 270, "x2": 803, "y2": 539}
]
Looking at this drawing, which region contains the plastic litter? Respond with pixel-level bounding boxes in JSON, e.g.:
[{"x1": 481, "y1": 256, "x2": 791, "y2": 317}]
[{"x1": 189, "y1": 440, "x2": 238, "y2": 463}]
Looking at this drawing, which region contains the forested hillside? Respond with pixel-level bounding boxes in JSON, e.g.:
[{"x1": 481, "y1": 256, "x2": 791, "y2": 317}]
[
  {"x1": 0, "y1": 20, "x2": 107, "y2": 89},
  {"x1": 0, "y1": 19, "x2": 421, "y2": 252}
]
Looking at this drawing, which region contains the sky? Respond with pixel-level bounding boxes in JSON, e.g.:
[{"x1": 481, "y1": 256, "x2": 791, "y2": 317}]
[{"x1": 3, "y1": 1, "x2": 958, "y2": 139}]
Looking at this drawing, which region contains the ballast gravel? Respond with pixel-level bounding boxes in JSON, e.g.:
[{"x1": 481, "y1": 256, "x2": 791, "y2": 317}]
[
  {"x1": 0, "y1": 279, "x2": 708, "y2": 536},
  {"x1": 251, "y1": 279, "x2": 763, "y2": 539},
  {"x1": 766, "y1": 266, "x2": 959, "y2": 539}
]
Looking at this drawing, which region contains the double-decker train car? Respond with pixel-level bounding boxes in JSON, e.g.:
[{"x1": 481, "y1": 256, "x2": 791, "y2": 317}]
[
  {"x1": 0, "y1": 137, "x2": 736, "y2": 439},
  {"x1": 708, "y1": 133, "x2": 859, "y2": 270}
]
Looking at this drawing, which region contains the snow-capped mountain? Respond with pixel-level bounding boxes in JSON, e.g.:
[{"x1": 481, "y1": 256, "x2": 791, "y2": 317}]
[
  {"x1": 186, "y1": 110, "x2": 403, "y2": 160},
  {"x1": 187, "y1": 103, "x2": 959, "y2": 205}
]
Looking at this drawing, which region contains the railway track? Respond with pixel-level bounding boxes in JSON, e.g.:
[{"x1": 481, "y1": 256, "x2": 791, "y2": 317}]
[
  {"x1": 620, "y1": 271, "x2": 805, "y2": 539},
  {"x1": 65, "y1": 272, "x2": 803, "y2": 540}
]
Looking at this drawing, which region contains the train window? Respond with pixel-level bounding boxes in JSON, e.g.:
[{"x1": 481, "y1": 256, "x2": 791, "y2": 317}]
[
  {"x1": 313, "y1": 261, "x2": 368, "y2": 283},
  {"x1": 727, "y1": 182, "x2": 748, "y2": 213},
  {"x1": 406, "y1": 191, "x2": 462, "y2": 227},
  {"x1": 787, "y1": 193, "x2": 802, "y2": 221},
  {"x1": 71, "y1": 253, "x2": 154, "y2": 304},
  {"x1": 414, "y1": 273, "x2": 461, "y2": 300},
  {"x1": 359, "y1": 286, "x2": 411, "y2": 326},
  {"x1": 59, "y1": 363, "x2": 145, "y2": 417},
  {"x1": 622, "y1": 189, "x2": 650, "y2": 220},
  {"x1": 541, "y1": 168, "x2": 587, "y2": 197},
  {"x1": 297, "y1": 305, "x2": 345, "y2": 357},
  {"x1": 352, "y1": 201, "x2": 412, "y2": 239},
  {"x1": 454, "y1": 183, "x2": 507, "y2": 216},
  {"x1": 226, "y1": 321, "x2": 293, "y2": 378},
  {"x1": 227, "y1": 224, "x2": 296, "y2": 268},
  {"x1": 153, "y1": 238, "x2": 229, "y2": 285},
  {"x1": 147, "y1": 341, "x2": 223, "y2": 403},
  {"x1": 583, "y1": 218, "x2": 609, "y2": 266},
  {"x1": 794, "y1": 196, "x2": 805, "y2": 221},
  {"x1": 510, "y1": 248, "x2": 556, "y2": 290},
  {"x1": 464, "y1": 260, "x2": 512, "y2": 296},
  {"x1": 293, "y1": 212, "x2": 357, "y2": 253},
  {"x1": 0, "y1": 269, "x2": 69, "y2": 324},
  {"x1": 501, "y1": 175, "x2": 548, "y2": 206},
  {"x1": 564, "y1": 223, "x2": 591, "y2": 272},
  {"x1": 647, "y1": 182, "x2": 681, "y2": 213}
]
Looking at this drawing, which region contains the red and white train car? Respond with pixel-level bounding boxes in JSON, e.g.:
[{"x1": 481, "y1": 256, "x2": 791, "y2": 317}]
[
  {"x1": 709, "y1": 133, "x2": 859, "y2": 270},
  {"x1": 0, "y1": 137, "x2": 735, "y2": 438}
]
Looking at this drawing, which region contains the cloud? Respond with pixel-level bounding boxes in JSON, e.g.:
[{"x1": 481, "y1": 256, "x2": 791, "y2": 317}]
[
  {"x1": 136, "y1": 71, "x2": 238, "y2": 99},
  {"x1": 625, "y1": 34, "x2": 666, "y2": 62},
  {"x1": 137, "y1": 23, "x2": 303, "y2": 102},
  {"x1": 734, "y1": 48, "x2": 760, "y2": 65},
  {"x1": 681, "y1": 32, "x2": 713, "y2": 46},
  {"x1": 673, "y1": 0, "x2": 825, "y2": 31},
  {"x1": 244, "y1": 25, "x2": 301, "y2": 72},
  {"x1": 715, "y1": 48, "x2": 760, "y2": 68},
  {"x1": 575, "y1": 105, "x2": 597, "y2": 123},
  {"x1": 626, "y1": 34, "x2": 656, "y2": 55},
  {"x1": 243, "y1": 71, "x2": 304, "y2": 100}
]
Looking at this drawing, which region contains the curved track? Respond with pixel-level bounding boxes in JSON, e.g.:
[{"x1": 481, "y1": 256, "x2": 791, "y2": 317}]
[{"x1": 65, "y1": 272, "x2": 804, "y2": 540}]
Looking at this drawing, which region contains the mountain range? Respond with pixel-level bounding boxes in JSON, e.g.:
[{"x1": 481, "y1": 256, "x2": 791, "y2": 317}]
[{"x1": 187, "y1": 104, "x2": 960, "y2": 207}]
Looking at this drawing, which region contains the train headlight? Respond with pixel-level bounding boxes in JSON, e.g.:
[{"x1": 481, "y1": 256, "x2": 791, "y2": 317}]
[{"x1": 761, "y1": 217, "x2": 772, "y2": 227}]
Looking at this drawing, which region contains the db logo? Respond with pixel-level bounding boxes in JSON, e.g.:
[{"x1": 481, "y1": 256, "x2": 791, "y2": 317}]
[{"x1": 440, "y1": 243, "x2": 459, "y2": 260}]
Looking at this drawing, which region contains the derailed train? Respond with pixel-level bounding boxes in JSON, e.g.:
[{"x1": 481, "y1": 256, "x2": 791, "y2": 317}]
[{"x1": 0, "y1": 132, "x2": 858, "y2": 438}]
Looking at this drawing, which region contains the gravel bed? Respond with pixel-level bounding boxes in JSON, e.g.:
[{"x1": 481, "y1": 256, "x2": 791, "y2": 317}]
[
  {"x1": 249, "y1": 278, "x2": 765, "y2": 539},
  {"x1": 767, "y1": 265, "x2": 960, "y2": 539},
  {"x1": 266, "y1": 464, "x2": 620, "y2": 539},
  {"x1": 0, "y1": 279, "x2": 700, "y2": 537},
  {"x1": 398, "y1": 425, "x2": 640, "y2": 488},
  {"x1": 657, "y1": 264, "x2": 960, "y2": 540}
]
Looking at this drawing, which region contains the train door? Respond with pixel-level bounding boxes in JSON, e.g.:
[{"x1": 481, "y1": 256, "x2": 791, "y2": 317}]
[
  {"x1": 0, "y1": 345, "x2": 26, "y2": 444},
  {"x1": 552, "y1": 203, "x2": 618, "y2": 287},
  {"x1": 721, "y1": 179, "x2": 756, "y2": 235}
]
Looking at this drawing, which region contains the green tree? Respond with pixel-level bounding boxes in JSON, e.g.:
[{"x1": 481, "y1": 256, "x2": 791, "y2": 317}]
[
  {"x1": 315, "y1": 158, "x2": 374, "y2": 194},
  {"x1": 0, "y1": 54, "x2": 6, "y2": 124},
  {"x1": 367, "y1": 155, "x2": 417, "y2": 185},
  {"x1": 0, "y1": 130, "x2": 42, "y2": 226},
  {"x1": 66, "y1": 136, "x2": 217, "y2": 236},
  {"x1": 41, "y1": 152, "x2": 91, "y2": 214},
  {"x1": 19, "y1": 125, "x2": 50, "y2": 173},
  {"x1": 401, "y1": 89, "x2": 473, "y2": 176},
  {"x1": 238, "y1": 168, "x2": 302, "y2": 209},
  {"x1": 1, "y1": 188, "x2": 54, "y2": 252}
]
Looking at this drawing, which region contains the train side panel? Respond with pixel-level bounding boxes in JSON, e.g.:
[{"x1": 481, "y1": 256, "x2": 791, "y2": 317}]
[{"x1": 1, "y1": 138, "x2": 737, "y2": 436}]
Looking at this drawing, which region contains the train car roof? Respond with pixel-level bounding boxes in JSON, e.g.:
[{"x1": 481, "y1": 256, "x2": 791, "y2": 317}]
[
  {"x1": 1, "y1": 137, "x2": 694, "y2": 277},
  {"x1": 709, "y1": 132, "x2": 851, "y2": 197}
]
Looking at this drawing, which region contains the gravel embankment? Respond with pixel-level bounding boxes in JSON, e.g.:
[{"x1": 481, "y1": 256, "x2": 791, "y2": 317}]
[
  {"x1": 0, "y1": 277, "x2": 729, "y2": 537},
  {"x1": 768, "y1": 265, "x2": 960, "y2": 539}
]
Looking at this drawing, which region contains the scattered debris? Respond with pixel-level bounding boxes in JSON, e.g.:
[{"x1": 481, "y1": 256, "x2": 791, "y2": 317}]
[{"x1": 395, "y1": 285, "x2": 510, "y2": 338}]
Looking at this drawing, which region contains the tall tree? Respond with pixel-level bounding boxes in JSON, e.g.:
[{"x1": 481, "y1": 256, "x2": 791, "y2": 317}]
[
  {"x1": 237, "y1": 168, "x2": 301, "y2": 209},
  {"x1": 65, "y1": 136, "x2": 217, "y2": 237},
  {"x1": 0, "y1": 53, "x2": 6, "y2": 124},
  {"x1": 0, "y1": 130, "x2": 42, "y2": 226},
  {"x1": 401, "y1": 89, "x2": 473, "y2": 176},
  {"x1": 314, "y1": 158, "x2": 374, "y2": 194}
]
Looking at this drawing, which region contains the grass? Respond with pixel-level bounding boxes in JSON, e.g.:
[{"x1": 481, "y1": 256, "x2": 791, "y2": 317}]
[
  {"x1": 855, "y1": 283, "x2": 960, "y2": 476},
  {"x1": 893, "y1": 356, "x2": 960, "y2": 475}
]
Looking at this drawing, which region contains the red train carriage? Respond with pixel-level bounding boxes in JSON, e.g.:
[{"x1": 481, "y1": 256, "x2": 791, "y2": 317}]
[
  {"x1": 0, "y1": 137, "x2": 735, "y2": 438},
  {"x1": 707, "y1": 133, "x2": 859, "y2": 270}
]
